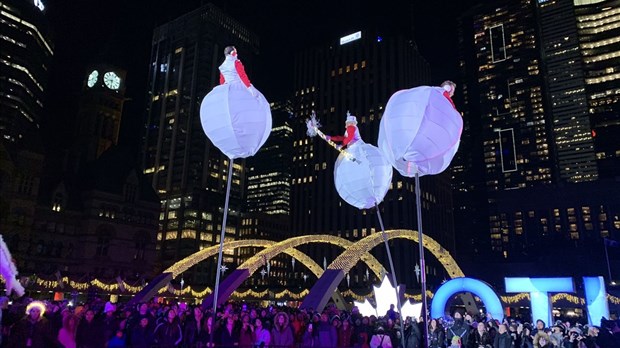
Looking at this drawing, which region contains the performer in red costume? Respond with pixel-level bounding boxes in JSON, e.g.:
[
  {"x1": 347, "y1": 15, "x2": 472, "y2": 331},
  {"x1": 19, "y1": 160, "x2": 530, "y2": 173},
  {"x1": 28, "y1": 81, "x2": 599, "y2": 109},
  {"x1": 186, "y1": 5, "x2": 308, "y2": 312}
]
[
  {"x1": 325, "y1": 114, "x2": 361, "y2": 150},
  {"x1": 441, "y1": 80, "x2": 457, "y2": 109},
  {"x1": 219, "y1": 46, "x2": 255, "y2": 96}
]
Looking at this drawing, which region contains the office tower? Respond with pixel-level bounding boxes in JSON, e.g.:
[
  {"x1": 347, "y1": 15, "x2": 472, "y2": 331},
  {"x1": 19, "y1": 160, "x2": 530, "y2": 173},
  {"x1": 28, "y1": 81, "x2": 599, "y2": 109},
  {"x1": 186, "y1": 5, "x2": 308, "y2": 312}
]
[
  {"x1": 245, "y1": 102, "x2": 293, "y2": 217},
  {"x1": 538, "y1": 0, "x2": 598, "y2": 183},
  {"x1": 143, "y1": 4, "x2": 260, "y2": 283},
  {"x1": 291, "y1": 31, "x2": 456, "y2": 290},
  {"x1": 575, "y1": 0, "x2": 620, "y2": 179},
  {"x1": 456, "y1": 0, "x2": 620, "y2": 264},
  {"x1": 72, "y1": 65, "x2": 126, "y2": 167},
  {"x1": 458, "y1": 0, "x2": 554, "y2": 257},
  {"x1": 0, "y1": 0, "x2": 53, "y2": 149}
]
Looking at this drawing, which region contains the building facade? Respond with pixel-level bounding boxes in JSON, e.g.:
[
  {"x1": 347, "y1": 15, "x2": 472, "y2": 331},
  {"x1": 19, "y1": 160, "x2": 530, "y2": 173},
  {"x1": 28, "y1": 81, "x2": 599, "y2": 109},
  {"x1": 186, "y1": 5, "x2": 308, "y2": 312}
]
[
  {"x1": 142, "y1": 4, "x2": 260, "y2": 284},
  {"x1": 291, "y1": 31, "x2": 456, "y2": 291},
  {"x1": 455, "y1": 0, "x2": 620, "y2": 264},
  {"x1": 0, "y1": 0, "x2": 53, "y2": 149},
  {"x1": 575, "y1": 0, "x2": 620, "y2": 179}
]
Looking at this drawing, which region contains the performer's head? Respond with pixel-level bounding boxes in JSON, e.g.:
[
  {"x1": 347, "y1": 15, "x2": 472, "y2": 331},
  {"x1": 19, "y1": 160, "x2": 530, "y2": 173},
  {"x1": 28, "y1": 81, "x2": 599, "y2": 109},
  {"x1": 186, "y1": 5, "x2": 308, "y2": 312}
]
[
  {"x1": 224, "y1": 46, "x2": 237, "y2": 57},
  {"x1": 345, "y1": 115, "x2": 357, "y2": 126},
  {"x1": 441, "y1": 80, "x2": 456, "y2": 97}
]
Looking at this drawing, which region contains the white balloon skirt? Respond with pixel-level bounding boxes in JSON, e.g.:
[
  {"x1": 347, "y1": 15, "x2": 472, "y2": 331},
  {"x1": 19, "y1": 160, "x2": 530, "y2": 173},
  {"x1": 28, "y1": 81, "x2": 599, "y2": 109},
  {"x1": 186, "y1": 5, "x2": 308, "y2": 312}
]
[
  {"x1": 334, "y1": 142, "x2": 393, "y2": 210},
  {"x1": 378, "y1": 86, "x2": 463, "y2": 177},
  {"x1": 200, "y1": 82, "x2": 272, "y2": 159}
]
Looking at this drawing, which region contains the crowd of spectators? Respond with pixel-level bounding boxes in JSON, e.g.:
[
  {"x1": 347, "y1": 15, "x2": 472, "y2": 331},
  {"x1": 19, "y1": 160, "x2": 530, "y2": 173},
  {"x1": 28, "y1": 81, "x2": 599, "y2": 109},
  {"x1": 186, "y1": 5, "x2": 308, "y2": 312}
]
[{"x1": 0, "y1": 295, "x2": 619, "y2": 348}]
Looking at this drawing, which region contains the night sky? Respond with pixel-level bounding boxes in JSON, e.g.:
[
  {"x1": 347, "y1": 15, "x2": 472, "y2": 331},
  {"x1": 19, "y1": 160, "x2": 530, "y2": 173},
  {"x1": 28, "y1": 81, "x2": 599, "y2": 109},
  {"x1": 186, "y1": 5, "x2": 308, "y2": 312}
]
[{"x1": 43, "y1": 0, "x2": 479, "y2": 150}]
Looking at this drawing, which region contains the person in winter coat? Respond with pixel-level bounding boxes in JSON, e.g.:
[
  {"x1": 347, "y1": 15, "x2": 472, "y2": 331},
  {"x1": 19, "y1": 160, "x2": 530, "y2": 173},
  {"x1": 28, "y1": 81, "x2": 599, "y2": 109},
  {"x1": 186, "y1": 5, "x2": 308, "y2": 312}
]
[
  {"x1": 317, "y1": 313, "x2": 337, "y2": 348},
  {"x1": 58, "y1": 313, "x2": 78, "y2": 348},
  {"x1": 428, "y1": 318, "x2": 445, "y2": 348},
  {"x1": 76, "y1": 309, "x2": 106, "y2": 348},
  {"x1": 130, "y1": 316, "x2": 154, "y2": 348},
  {"x1": 183, "y1": 307, "x2": 207, "y2": 348},
  {"x1": 369, "y1": 326, "x2": 392, "y2": 348},
  {"x1": 338, "y1": 319, "x2": 354, "y2": 348},
  {"x1": 239, "y1": 314, "x2": 255, "y2": 348},
  {"x1": 404, "y1": 318, "x2": 422, "y2": 348},
  {"x1": 255, "y1": 317, "x2": 271, "y2": 348},
  {"x1": 218, "y1": 315, "x2": 239, "y2": 347},
  {"x1": 154, "y1": 308, "x2": 183, "y2": 347},
  {"x1": 7, "y1": 301, "x2": 56, "y2": 348},
  {"x1": 449, "y1": 312, "x2": 470, "y2": 347},
  {"x1": 302, "y1": 323, "x2": 318, "y2": 348},
  {"x1": 468, "y1": 322, "x2": 492, "y2": 348},
  {"x1": 271, "y1": 312, "x2": 294, "y2": 348},
  {"x1": 493, "y1": 324, "x2": 512, "y2": 348}
]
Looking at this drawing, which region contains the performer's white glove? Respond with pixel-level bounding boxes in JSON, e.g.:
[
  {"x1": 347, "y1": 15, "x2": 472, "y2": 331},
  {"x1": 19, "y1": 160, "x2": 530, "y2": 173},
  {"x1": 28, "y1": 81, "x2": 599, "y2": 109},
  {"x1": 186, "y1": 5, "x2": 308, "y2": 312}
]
[{"x1": 336, "y1": 145, "x2": 342, "y2": 150}]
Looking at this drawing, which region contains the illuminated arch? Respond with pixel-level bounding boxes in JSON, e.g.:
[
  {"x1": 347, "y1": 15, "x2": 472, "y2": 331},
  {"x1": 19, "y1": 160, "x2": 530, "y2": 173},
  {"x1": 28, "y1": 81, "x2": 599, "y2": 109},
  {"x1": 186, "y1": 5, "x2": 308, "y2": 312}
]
[
  {"x1": 165, "y1": 237, "x2": 385, "y2": 279},
  {"x1": 202, "y1": 235, "x2": 387, "y2": 308},
  {"x1": 301, "y1": 229, "x2": 464, "y2": 311},
  {"x1": 131, "y1": 236, "x2": 385, "y2": 305}
]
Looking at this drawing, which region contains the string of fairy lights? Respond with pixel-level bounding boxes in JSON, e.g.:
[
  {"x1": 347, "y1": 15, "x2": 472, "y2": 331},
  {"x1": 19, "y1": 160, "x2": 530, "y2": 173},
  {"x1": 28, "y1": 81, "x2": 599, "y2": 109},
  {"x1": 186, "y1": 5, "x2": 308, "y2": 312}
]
[{"x1": 3, "y1": 275, "x2": 620, "y2": 305}]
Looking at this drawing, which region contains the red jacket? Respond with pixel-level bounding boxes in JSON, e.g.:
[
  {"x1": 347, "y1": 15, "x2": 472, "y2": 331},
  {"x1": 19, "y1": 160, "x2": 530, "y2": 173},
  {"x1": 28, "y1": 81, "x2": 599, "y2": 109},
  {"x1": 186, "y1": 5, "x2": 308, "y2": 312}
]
[{"x1": 220, "y1": 60, "x2": 251, "y2": 87}]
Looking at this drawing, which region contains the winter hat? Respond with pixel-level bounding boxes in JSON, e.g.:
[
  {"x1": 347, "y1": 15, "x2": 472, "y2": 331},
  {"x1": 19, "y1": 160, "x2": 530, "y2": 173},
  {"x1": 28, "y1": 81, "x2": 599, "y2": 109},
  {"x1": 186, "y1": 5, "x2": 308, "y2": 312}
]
[
  {"x1": 346, "y1": 115, "x2": 357, "y2": 125},
  {"x1": 104, "y1": 301, "x2": 116, "y2": 313}
]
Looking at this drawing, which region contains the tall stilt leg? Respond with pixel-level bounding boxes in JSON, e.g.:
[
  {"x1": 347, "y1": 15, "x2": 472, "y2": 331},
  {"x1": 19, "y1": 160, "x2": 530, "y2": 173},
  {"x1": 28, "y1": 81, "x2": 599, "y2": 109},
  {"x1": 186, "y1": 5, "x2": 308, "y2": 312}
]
[
  {"x1": 414, "y1": 171, "x2": 429, "y2": 347},
  {"x1": 209, "y1": 159, "x2": 234, "y2": 348},
  {"x1": 376, "y1": 204, "x2": 405, "y2": 348}
]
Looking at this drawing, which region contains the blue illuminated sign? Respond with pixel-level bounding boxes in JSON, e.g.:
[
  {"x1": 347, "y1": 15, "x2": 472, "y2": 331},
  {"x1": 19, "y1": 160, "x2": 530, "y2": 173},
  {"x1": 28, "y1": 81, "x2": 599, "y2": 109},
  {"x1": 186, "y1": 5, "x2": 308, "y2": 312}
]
[
  {"x1": 505, "y1": 277, "x2": 574, "y2": 325},
  {"x1": 583, "y1": 276, "x2": 610, "y2": 325},
  {"x1": 430, "y1": 277, "x2": 504, "y2": 321},
  {"x1": 428, "y1": 276, "x2": 608, "y2": 326}
]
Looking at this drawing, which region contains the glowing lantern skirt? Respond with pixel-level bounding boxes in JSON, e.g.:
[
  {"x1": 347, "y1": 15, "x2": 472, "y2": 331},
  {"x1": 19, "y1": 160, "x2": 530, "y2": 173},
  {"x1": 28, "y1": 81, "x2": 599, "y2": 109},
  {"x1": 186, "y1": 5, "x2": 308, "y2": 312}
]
[
  {"x1": 334, "y1": 142, "x2": 393, "y2": 209},
  {"x1": 378, "y1": 86, "x2": 462, "y2": 177},
  {"x1": 200, "y1": 83, "x2": 271, "y2": 159}
]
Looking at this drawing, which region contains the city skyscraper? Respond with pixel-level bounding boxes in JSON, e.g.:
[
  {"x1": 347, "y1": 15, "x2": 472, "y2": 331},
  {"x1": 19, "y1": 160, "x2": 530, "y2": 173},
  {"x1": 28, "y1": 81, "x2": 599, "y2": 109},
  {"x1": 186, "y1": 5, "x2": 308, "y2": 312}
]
[
  {"x1": 245, "y1": 102, "x2": 293, "y2": 216},
  {"x1": 455, "y1": 0, "x2": 620, "y2": 264},
  {"x1": 538, "y1": 0, "x2": 598, "y2": 183},
  {"x1": 291, "y1": 31, "x2": 456, "y2": 290},
  {"x1": 240, "y1": 101, "x2": 294, "y2": 288},
  {"x1": 575, "y1": 0, "x2": 620, "y2": 179},
  {"x1": 142, "y1": 3, "x2": 260, "y2": 283},
  {"x1": 0, "y1": 0, "x2": 53, "y2": 150}
]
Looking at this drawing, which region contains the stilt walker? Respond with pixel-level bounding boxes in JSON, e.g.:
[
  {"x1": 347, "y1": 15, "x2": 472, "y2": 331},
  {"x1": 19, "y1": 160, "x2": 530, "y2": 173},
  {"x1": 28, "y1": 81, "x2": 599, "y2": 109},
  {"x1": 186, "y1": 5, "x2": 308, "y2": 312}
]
[
  {"x1": 378, "y1": 80, "x2": 463, "y2": 346},
  {"x1": 308, "y1": 112, "x2": 406, "y2": 347},
  {"x1": 200, "y1": 46, "x2": 272, "y2": 348}
]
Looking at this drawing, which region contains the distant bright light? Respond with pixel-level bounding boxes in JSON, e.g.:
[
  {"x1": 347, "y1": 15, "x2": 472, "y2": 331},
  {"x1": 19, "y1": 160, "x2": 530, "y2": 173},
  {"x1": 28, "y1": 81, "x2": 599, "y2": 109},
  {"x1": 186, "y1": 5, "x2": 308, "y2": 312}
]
[
  {"x1": 340, "y1": 31, "x2": 362, "y2": 45},
  {"x1": 377, "y1": 36, "x2": 383, "y2": 42},
  {"x1": 33, "y1": 0, "x2": 45, "y2": 11}
]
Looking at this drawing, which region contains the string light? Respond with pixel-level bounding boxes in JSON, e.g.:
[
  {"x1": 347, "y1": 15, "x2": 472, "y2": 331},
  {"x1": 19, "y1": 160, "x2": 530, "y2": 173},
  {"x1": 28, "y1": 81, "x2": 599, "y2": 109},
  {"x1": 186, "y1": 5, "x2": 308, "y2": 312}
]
[{"x1": 3, "y1": 275, "x2": 619, "y2": 306}]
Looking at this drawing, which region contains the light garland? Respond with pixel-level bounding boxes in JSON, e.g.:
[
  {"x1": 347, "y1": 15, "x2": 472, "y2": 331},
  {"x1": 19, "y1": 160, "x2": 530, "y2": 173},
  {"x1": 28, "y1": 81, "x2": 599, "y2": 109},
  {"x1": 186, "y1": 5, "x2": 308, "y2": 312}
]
[
  {"x1": 4, "y1": 275, "x2": 620, "y2": 306},
  {"x1": 502, "y1": 293, "x2": 531, "y2": 304}
]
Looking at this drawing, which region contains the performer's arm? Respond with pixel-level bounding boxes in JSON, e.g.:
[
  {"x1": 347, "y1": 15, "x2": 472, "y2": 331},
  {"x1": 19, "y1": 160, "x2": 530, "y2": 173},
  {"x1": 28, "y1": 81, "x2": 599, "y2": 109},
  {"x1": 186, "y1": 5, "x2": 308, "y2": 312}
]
[
  {"x1": 341, "y1": 125, "x2": 357, "y2": 146},
  {"x1": 443, "y1": 90, "x2": 456, "y2": 109},
  {"x1": 219, "y1": 73, "x2": 225, "y2": 85},
  {"x1": 235, "y1": 60, "x2": 252, "y2": 87},
  {"x1": 328, "y1": 134, "x2": 345, "y2": 142}
]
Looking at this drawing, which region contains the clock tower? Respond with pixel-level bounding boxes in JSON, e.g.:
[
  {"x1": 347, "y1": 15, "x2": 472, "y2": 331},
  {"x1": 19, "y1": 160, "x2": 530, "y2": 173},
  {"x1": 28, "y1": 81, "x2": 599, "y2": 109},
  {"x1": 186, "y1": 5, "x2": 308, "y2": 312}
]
[{"x1": 74, "y1": 64, "x2": 126, "y2": 165}]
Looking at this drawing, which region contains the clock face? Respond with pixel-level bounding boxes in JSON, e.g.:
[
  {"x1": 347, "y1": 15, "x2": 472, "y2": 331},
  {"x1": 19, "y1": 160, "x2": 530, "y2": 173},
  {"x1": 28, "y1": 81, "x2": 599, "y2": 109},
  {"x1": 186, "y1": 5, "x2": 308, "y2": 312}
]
[
  {"x1": 87, "y1": 70, "x2": 98, "y2": 88},
  {"x1": 103, "y1": 71, "x2": 121, "y2": 90}
]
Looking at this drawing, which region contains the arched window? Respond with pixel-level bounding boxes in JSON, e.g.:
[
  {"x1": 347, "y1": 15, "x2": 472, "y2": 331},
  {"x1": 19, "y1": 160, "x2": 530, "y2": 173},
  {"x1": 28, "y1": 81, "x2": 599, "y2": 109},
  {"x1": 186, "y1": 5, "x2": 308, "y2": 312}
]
[
  {"x1": 133, "y1": 230, "x2": 150, "y2": 261},
  {"x1": 95, "y1": 225, "x2": 115, "y2": 257}
]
